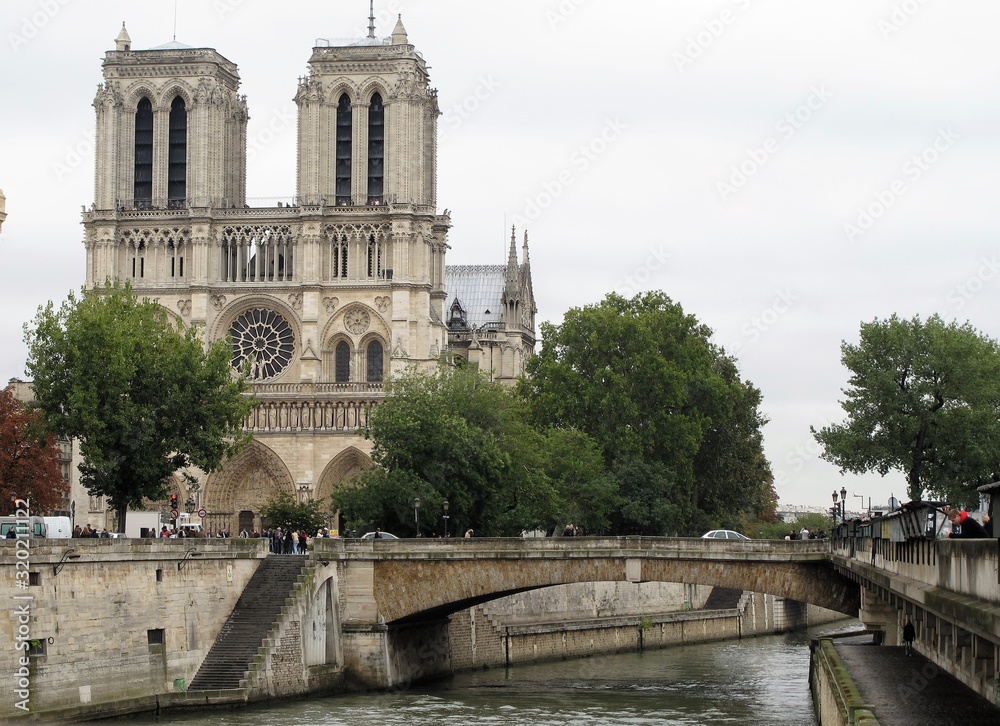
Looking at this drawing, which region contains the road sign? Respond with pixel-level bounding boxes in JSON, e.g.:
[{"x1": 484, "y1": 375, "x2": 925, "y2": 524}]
[
  {"x1": 198, "y1": 508, "x2": 207, "y2": 518},
  {"x1": 170, "y1": 509, "x2": 179, "y2": 519}
]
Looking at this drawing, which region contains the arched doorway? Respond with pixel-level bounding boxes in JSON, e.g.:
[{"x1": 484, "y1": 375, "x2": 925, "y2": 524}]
[
  {"x1": 315, "y1": 446, "x2": 373, "y2": 536},
  {"x1": 203, "y1": 441, "x2": 295, "y2": 534}
]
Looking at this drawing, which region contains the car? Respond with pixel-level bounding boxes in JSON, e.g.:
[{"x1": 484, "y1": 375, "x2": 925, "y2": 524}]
[
  {"x1": 361, "y1": 531, "x2": 399, "y2": 539},
  {"x1": 701, "y1": 529, "x2": 750, "y2": 540},
  {"x1": 106, "y1": 532, "x2": 128, "y2": 539}
]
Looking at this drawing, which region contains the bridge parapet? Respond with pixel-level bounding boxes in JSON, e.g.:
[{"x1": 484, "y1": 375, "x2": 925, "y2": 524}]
[{"x1": 832, "y1": 534, "x2": 1000, "y2": 606}]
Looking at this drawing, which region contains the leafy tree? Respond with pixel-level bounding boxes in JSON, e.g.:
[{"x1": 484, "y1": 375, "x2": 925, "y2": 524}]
[
  {"x1": 692, "y1": 353, "x2": 777, "y2": 522},
  {"x1": 520, "y1": 291, "x2": 773, "y2": 534},
  {"x1": 542, "y1": 427, "x2": 616, "y2": 536},
  {"x1": 260, "y1": 492, "x2": 326, "y2": 533},
  {"x1": 812, "y1": 314, "x2": 1000, "y2": 505},
  {"x1": 0, "y1": 388, "x2": 67, "y2": 514},
  {"x1": 333, "y1": 366, "x2": 578, "y2": 537},
  {"x1": 23, "y1": 282, "x2": 256, "y2": 531}
]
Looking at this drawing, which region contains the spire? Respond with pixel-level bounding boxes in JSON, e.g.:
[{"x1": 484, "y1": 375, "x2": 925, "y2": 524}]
[
  {"x1": 367, "y1": 0, "x2": 376, "y2": 39},
  {"x1": 522, "y1": 230, "x2": 530, "y2": 267},
  {"x1": 391, "y1": 14, "x2": 408, "y2": 45},
  {"x1": 503, "y1": 225, "x2": 520, "y2": 301},
  {"x1": 115, "y1": 22, "x2": 131, "y2": 52}
]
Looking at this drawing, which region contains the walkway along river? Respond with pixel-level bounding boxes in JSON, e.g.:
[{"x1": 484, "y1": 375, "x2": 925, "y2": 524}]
[{"x1": 129, "y1": 623, "x2": 858, "y2": 726}]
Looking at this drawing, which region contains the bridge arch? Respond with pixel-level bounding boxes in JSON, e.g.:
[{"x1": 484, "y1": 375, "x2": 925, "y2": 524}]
[{"x1": 326, "y1": 538, "x2": 861, "y2": 627}]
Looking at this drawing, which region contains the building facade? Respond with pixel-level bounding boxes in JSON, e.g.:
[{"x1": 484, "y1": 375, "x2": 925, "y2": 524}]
[{"x1": 75, "y1": 16, "x2": 534, "y2": 533}]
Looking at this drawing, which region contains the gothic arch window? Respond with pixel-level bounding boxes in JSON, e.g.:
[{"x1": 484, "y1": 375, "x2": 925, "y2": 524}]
[
  {"x1": 367, "y1": 234, "x2": 383, "y2": 279},
  {"x1": 336, "y1": 94, "x2": 352, "y2": 206},
  {"x1": 366, "y1": 340, "x2": 384, "y2": 382},
  {"x1": 134, "y1": 97, "x2": 153, "y2": 206},
  {"x1": 168, "y1": 96, "x2": 187, "y2": 207},
  {"x1": 367, "y1": 92, "x2": 384, "y2": 203},
  {"x1": 333, "y1": 235, "x2": 348, "y2": 279},
  {"x1": 168, "y1": 240, "x2": 184, "y2": 278},
  {"x1": 335, "y1": 341, "x2": 351, "y2": 382}
]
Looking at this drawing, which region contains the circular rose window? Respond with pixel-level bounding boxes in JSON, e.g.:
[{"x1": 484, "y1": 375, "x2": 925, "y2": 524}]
[{"x1": 229, "y1": 308, "x2": 295, "y2": 380}]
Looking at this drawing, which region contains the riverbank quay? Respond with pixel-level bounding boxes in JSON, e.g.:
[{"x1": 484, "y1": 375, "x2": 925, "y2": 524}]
[{"x1": 810, "y1": 635, "x2": 1000, "y2": 725}]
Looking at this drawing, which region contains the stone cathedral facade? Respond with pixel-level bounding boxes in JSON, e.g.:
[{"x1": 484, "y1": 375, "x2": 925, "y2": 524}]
[{"x1": 77, "y1": 16, "x2": 536, "y2": 534}]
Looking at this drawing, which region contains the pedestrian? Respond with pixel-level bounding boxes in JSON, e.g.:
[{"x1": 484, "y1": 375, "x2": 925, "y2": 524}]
[
  {"x1": 464, "y1": 528, "x2": 474, "y2": 538},
  {"x1": 562, "y1": 523, "x2": 575, "y2": 537},
  {"x1": 903, "y1": 619, "x2": 915, "y2": 656},
  {"x1": 946, "y1": 508, "x2": 989, "y2": 539}
]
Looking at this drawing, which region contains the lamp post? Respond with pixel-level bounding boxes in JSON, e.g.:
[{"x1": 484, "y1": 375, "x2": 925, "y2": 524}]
[
  {"x1": 442, "y1": 500, "x2": 450, "y2": 538},
  {"x1": 413, "y1": 497, "x2": 421, "y2": 537},
  {"x1": 185, "y1": 496, "x2": 196, "y2": 516},
  {"x1": 840, "y1": 486, "x2": 848, "y2": 523},
  {"x1": 832, "y1": 490, "x2": 839, "y2": 528}
]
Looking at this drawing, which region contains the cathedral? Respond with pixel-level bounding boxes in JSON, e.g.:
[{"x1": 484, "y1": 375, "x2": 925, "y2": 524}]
[{"x1": 72, "y1": 12, "x2": 536, "y2": 534}]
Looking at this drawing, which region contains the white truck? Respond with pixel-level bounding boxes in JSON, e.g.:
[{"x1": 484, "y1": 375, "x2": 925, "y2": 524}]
[{"x1": 124, "y1": 511, "x2": 165, "y2": 538}]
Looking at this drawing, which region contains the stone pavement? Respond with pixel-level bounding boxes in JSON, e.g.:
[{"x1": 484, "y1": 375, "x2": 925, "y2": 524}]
[{"x1": 834, "y1": 638, "x2": 999, "y2": 725}]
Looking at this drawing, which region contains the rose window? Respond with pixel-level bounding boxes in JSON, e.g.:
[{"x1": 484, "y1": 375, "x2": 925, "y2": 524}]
[{"x1": 229, "y1": 308, "x2": 295, "y2": 380}]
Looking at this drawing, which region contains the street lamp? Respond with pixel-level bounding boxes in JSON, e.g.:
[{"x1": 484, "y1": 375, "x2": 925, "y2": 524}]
[
  {"x1": 832, "y1": 490, "x2": 839, "y2": 527},
  {"x1": 185, "y1": 496, "x2": 196, "y2": 515},
  {"x1": 413, "y1": 497, "x2": 421, "y2": 537},
  {"x1": 442, "y1": 500, "x2": 450, "y2": 538},
  {"x1": 840, "y1": 486, "x2": 848, "y2": 522}
]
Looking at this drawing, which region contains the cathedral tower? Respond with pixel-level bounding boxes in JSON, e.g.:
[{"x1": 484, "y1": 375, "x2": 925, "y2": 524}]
[{"x1": 81, "y1": 15, "x2": 450, "y2": 534}]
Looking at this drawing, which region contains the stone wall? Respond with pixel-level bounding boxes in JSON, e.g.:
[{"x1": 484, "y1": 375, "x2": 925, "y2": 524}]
[
  {"x1": 0, "y1": 538, "x2": 265, "y2": 721},
  {"x1": 448, "y1": 583, "x2": 848, "y2": 671}
]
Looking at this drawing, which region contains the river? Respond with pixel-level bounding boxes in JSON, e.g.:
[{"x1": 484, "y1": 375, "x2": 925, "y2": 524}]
[{"x1": 130, "y1": 621, "x2": 857, "y2": 725}]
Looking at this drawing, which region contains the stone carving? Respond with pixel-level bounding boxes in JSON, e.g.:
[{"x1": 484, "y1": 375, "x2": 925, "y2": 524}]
[
  {"x1": 375, "y1": 296, "x2": 390, "y2": 313},
  {"x1": 211, "y1": 295, "x2": 227, "y2": 311},
  {"x1": 177, "y1": 299, "x2": 192, "y2": 316},
  {"x1": 288, "y1": 293, "x2": 302, "y2": 311},
  {"x1": 323, "y1": 296, "x2": 340, "y2": 313},
  {"x1": 345, "y1": 307, "x2": 371, "y2": 335}
]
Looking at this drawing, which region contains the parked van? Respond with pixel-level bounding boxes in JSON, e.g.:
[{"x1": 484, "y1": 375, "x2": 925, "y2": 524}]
[
  {"x1": 42, "y1": 516, "x2": 72, "y2": 539},
  {"x1": 0, "y1": 516, "x2": 47, "y2": 538}
]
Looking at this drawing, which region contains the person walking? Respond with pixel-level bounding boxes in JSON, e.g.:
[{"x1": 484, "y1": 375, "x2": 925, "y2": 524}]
[{"x1": 903, "y1": 619, "x2": 916, "y2": 656}]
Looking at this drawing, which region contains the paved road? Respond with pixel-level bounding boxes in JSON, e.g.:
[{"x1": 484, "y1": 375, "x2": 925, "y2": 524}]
[{"x1": 834, "y1": 638, "x2": 999, "y2": 725}]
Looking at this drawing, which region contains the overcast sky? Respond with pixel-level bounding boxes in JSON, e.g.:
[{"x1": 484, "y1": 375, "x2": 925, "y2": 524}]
[{"x1": 3, "y1": 0, "x2": 999, "y2": 513}]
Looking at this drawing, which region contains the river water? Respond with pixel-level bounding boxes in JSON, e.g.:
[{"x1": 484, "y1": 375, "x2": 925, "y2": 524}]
[{"x1": 132, "y1": 622, "x2": 856, "y2": 725}]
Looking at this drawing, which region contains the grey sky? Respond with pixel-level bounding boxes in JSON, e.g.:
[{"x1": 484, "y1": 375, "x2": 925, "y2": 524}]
[{"x1": 2, "y1": 0, "x2": 999, "y2": 512}]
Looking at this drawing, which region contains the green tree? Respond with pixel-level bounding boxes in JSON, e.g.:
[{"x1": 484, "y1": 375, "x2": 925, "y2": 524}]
[
  {"x1": 260, "y1": 492, "x2": 326, "y2": 533},
  {"x1": 520, "y1": 291, "x2": 773, "y2": 534},
  {"x1": 332, "y1": 366, "x2": 579, "y2": 537},
  {"x1": 24, "y1": 282, "x2": 256, "y2": 530},
  {"x1": 812, "y1": 314, "x2": 1000, "y2": 505}
]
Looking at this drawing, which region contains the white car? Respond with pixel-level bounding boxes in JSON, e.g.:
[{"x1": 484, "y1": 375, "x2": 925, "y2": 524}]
[
  {"x1": 702, "y1": 529, "x2": 750, "y2": 540},
  {"x1": 361, "y1": 531, "x2": 399, "y2": 539}
]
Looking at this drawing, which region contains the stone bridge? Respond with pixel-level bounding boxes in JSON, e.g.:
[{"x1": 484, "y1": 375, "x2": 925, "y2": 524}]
[{"x1": 310, "y1": 536, "x2": 860, "y2": 688}]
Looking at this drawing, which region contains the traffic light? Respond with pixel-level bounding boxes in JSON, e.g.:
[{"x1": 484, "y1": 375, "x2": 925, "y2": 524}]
[{"x1": 170, "y1": 494, "x2": 178, "y2": 511}]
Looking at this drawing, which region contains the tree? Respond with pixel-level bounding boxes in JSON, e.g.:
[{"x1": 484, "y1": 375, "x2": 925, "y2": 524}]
[
  {"x1": 812, "y1": 314, "x2": 1000, "y2": 505},
  {"x1": 0, "y1": 388, "x2": 67, "y2": 514},
  {"x1": 260, "y1": 492, "x2": 326, "y2": 533},
  {"x1": 520, "y1": 291, "x2": 773, "y2": 534},
  {"x1": 24, "y1": 282, "x2": 256, "y2": 530},
  {"x1": 332, "y1": 366, "x2": 574, "y2": 537}
]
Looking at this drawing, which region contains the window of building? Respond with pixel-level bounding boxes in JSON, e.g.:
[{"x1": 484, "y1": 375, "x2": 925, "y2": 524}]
[
  {"x1": 168, "y1": 96, "x2": 187, "y2": 206},
  {"x1": 367, "y1": 235, "x2": 382, "y2": 278},
  {"x1": 367, "y1": 93, "x2": 384, "y2": 203},
  {"x1": 147, "y1": 628, "x2": 165, "y2": 645},
  {"x1": 367, "y1": 341, "x2": 384, "y2": 382},
  {"x1": 134, "y1": 97, "x2": 153, "y2": 205},
  {"x1": 335, "y1": 341, "x2": 350, "y2": 382},
  {"x1": 332, "y1": 236, "x2": 348, "y2": 279},
  {"x1": 336, "y1": 94, "x2": 352, "y2": 205}
]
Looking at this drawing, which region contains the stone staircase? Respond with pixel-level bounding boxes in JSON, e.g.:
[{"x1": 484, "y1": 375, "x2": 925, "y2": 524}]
[
  {"x1": 187, "y1": 555, "x2": 307, "y2": 692},
  {"x1": 702, "y1": 586, "x2": 745, "y2": 610}
]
